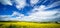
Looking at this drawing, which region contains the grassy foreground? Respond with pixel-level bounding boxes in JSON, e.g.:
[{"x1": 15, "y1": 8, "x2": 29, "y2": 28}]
[{"x1": 0, "y1": 21, "x2": 60, "y2": 28}]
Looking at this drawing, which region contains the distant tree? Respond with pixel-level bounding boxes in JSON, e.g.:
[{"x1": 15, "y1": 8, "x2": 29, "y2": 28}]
[
  {"x1": 55, "y1": 21, "x2": 57, "y2": 23},
  {"x1": 55, "y1": 21, "x2": 60, "y2": 24}
]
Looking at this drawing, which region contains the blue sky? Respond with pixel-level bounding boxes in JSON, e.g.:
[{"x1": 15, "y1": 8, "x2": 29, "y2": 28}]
[{"x1": 0, "y1": 0, "x2": 60, "y2": 22}]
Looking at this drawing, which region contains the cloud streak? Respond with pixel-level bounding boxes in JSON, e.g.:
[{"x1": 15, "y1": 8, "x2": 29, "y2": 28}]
[
  {"x1": 0, "y1": 0, "x2": 12, "y2": 5},
  {"x1": 30, "y1": 0, "x2": 39, "y2": 5}
]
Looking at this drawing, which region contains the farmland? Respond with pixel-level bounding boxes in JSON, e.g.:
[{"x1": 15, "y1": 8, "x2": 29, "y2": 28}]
[{"x1": 0, "y1": 21, "x2": 60, "y2": 28}]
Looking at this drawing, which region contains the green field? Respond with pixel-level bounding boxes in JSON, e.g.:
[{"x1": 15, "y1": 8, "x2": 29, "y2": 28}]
[{"x1": 0, "y1": 21, "x2": 60, "y2": 28}]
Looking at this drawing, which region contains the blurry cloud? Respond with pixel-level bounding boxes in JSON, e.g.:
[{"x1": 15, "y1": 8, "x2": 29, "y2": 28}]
[
  {"x1": 0, "y1": 0, "x2": 27, "y2": 10},
  {"x1": 0, "y1": 0, "x2": 12, "y2": 5},
  {"x1": 0, "y1": 15, "x2": 21, "y2": 21},
  {"x1": 15, "y1": 0, "x2": 27, "y2": 10},
  {"x1": 12, "y1": 11, "x2": 24, "y2": 17},
  {"x1": 30, "y1": 0, "x2": 39, "y2": 5},
  {"x1": 47, "y1": 1, "x2": 60, "y2": 9},
  {"x1": 25, "y1": 5, "x2": 60, "y2": 22}
]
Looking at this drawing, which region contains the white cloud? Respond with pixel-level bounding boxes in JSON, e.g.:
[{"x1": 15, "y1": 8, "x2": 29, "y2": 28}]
[
  {"x1": 47, "y1": 1, "x2": 60, "y2": 9},
  {"x1": 12, "y1": 11, "x2": 24, "y2": 17},
  {"x1": 0, "y1": 0, "x2": 27, "y2": 10},
  {"x1": 30, "y1": 0, "x2": 39, "y2": 4},
  {"x1": 30, "y1": 0, "x2": 39, "y2": 6},
  {"x1": 0, "y1": 0, "x2": 12, "y2": 5},
  {"x1": 0, "y1": 15, "x2": 21, "y2": 21},
  {"x1": 12, "y1": 11, "x2": 20, "y2": 16},
  {"x1": 41, "y1": 0, "x2": 48, "y2": 4},
  {"x1": 15, "y1": 0, "x2": 27, "y2": 10},
  {"x1": 25, "y1": 5, "x2": 60, "y2": 22}
]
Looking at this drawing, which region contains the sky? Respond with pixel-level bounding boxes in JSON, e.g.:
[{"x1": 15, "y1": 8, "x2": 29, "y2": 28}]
[{"x1": 0, "y1": 0, "x2": 60, "y2": 22}]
